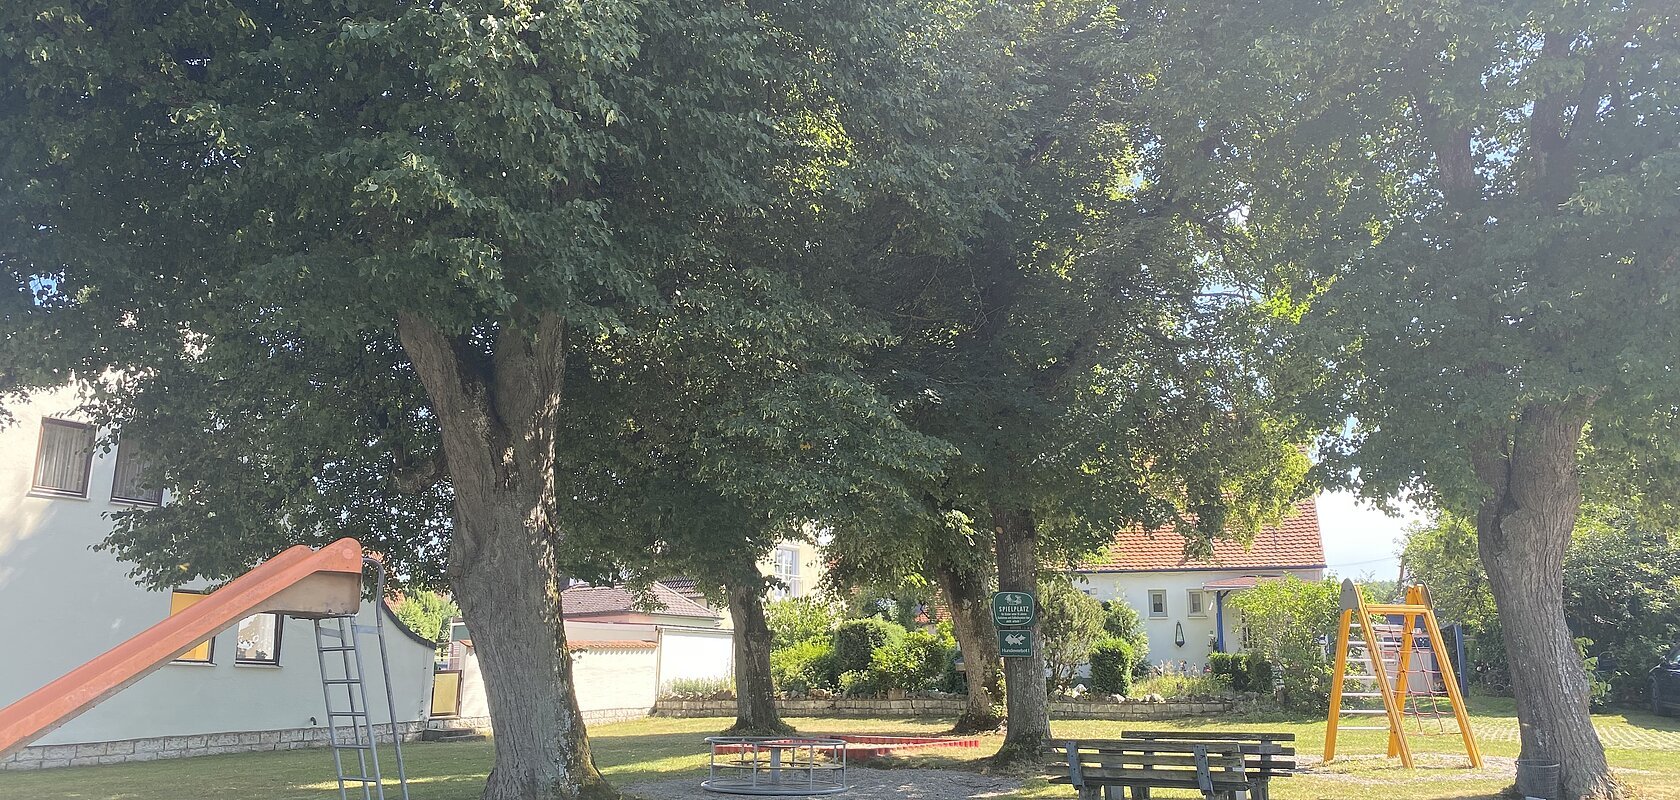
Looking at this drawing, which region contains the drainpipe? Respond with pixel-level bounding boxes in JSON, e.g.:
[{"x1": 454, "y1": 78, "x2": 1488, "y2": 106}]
[{"x1": 1214, "y1": 591, "x2": 1228, "y2": 653}]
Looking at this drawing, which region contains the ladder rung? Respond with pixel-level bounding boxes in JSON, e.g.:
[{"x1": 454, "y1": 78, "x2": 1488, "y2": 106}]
[
  {"x1": 323, "y1": 679, "x2": 363, "y2": 685},
  {"x1": 332, "y1": 744, "x2": 374, "y2": 751},
  {"x1": 339, "y1": 776, "x2": 378, "y2": 783},
  {"x1": 319, "y1": 645, "x2": 357, "y2": 652},
  {"x1": 1341, "y1": 692, "x2": 1385, "y2": 698},
  {"x1": 1338, "y1": 726, "x2": 1392, "y2": 731},
  {"x1": 1340, "y1": 709, "x2": 1390, "y2": 715},
  {"x1": 328, "y1": 710, "x2": 368, "y2": 717}
]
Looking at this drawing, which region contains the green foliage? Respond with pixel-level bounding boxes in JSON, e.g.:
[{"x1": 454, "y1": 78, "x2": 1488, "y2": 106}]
[
  {"x1": 1404, "y1": 507, "x2": 1680, "y2": 704},
  {"x1": 833, "y1": 618, "x2": 905, "y2": 675},
  {"x1": 868, "y1": 631, "x2": 952, "y2": 694},
  {"x1": 1131, "y1": 669, "x2": 1231, "y2": 700},
  {"x1": 390, "y1": 591, "x2": 459, "y2": 644},
  {"x1": 1087, "y1": 639, "x2": 1138, "y2": 696},
  {"x1": 1100, "y1": 600, "x2": 1150, "y2": 673},
  {"x1": 663, "y1": 676, "x2": 734, "y2": 699},
  {"x1": 1231, "y1": 577, "x2": 1342, "y2": 711},
  {"x1": 766, "y1": 597, "x2": 844, "y2": 651},
  {"x1": 1564, "y1": 511, "x2": 1680, "y2": 705},
  {"x1": 837, "y1": 670, "x2": 882, "y2": 699},
  {"x1": 769, "y1": 639, "x2": 840, "y2": 695},
  {"x1": 1207, "y1": 652, "x2": 1273, "y2": 694},
  {"x1": 1039, "y1": 578, "x2": 1109, "y2": 691},
  {"x1": 1400, "y1": 513, "x2": 1497, "y2": 628}
]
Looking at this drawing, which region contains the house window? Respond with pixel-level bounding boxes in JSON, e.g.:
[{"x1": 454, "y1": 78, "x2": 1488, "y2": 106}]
[
  {"x1": 169, "y1": 590, "x2": 214, "y2": 663},
  {"x1": 772, "y1": 547, "x2": 802, "y2": 598},
  {"x1": 1148, "y1": 590, "x2": 1168, "y2": 618},
  {"x1": 236, "y1": 613, "x2": 282, "y2": 665},
  {"x1": 1187, "y1": 591, "x2": 1206, "y2": 617},
  {"x1": 111, "y1": 439, "x2": 164, "y2": 505},
  {"x1": 33, "y1": 418, "x2": 96, "y2": 498}
]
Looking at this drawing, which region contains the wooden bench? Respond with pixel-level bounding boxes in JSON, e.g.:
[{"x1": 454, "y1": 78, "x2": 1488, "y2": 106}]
[
  {"x1": 1048, "y1": 732, "x2": 1296, "y2": 800},
  {"x1": 1118, "y1": 731, "x2": 1296, "y2": 800}
]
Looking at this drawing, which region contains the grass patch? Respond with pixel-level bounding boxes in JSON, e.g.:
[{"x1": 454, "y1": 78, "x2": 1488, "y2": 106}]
[{"x1": 3, "y1": 697, "x2": 1678, "y2": 799}]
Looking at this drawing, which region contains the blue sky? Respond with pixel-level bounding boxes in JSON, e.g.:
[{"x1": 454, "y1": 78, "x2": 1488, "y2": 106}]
[{"x1": 1316, "y1": 489, "x2": 1425, "y2": 581}]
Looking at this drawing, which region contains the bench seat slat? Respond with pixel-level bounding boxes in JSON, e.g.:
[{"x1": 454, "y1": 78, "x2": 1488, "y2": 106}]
[{"x1": 1120, "y1": 730, "x2": 1296, "y2": 742}]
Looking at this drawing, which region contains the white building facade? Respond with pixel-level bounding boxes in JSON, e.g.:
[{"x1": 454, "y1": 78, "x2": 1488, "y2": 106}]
[
  {"x1": 1073, "y1": 499, "x2": 1328, "y2": 670},
  {"x1": 0, "y1": 388, "x2": 436, "y2": 770}
]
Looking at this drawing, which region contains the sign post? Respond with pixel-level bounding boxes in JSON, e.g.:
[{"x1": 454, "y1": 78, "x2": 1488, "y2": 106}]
[{"x1": 991, "y1": 591, "x2": 1037, "y2": 658}]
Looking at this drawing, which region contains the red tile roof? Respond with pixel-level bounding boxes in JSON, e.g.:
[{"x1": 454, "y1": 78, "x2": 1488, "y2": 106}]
[
  {"x1": 562, "y1": 582, "x2": 720, "y2": 620},
  {"x1": 1078, "y1": 499, "x2": 1326, "y2": 573}
]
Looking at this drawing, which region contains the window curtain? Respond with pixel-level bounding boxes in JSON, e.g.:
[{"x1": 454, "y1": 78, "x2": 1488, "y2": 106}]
[{"x1": 36, "y1": 420, "x2": 94, "y2": 494}]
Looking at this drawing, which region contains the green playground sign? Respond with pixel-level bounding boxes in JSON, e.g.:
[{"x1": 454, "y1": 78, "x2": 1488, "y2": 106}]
[
  {"x1": 991, "y1": 591, "x2": 1036, "y2": 627},
  {"x1": 998, "y1": 628, "x2": 1034, "y2": 658}
]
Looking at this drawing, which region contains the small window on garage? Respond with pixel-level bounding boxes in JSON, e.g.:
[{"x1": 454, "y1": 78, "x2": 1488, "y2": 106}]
[
  {"x1": 1148, "y1": 590, "x2": 1167, "y2": 618},
  {"x1": 236, "y1": 613, "x2": 283, "y2": 665},
  {"x1": 1187, "y1": 590, "x2": 1206, "y2": 617}
]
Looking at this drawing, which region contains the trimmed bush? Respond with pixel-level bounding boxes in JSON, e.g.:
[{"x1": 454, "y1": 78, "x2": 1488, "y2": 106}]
[
  {"x1": 770, "y1": 638, "x2": 839, "y2": 693},
  {"x1": 1088, "y1": 638, "x2": 1138, "y2": 695},
  {"x1": 869, "y1": 631, "x2": 950, "y2": 693},
  {"x1": 1208, "y1": 652, "x2": 1273, "y2": 693},
  {"x1": 834, "y1": 618, "x2": 905, "y2": 673}
]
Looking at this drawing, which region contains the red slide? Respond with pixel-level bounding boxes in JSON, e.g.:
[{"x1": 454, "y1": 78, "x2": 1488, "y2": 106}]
[{"x1": 0, "y1": 538, "x2": 366, "y2": 759}]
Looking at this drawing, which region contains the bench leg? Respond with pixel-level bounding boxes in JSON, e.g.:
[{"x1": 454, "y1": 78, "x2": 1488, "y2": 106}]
[
  {"x1": 1077, "y1": 787, "x2": 1100, "y2": 800},
  {"x1": 1103, "y1": 785, "x2": 1120, "y2": 800},
  {"x1": 1134, "y1": 787, "x2": 1150, "y2": 800}
]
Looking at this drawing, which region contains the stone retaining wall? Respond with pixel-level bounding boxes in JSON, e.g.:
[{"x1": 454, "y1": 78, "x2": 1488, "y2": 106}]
[
  {"x1": 653, "y1": 697, "x2": 1243, "y2": 721},
  {"x1": 1, "y1": 721, "x2": 427, "y2": 771}
]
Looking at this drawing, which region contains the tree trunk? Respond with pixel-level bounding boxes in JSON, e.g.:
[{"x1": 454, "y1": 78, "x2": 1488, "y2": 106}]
[
  {"x1": 723, "y1": 569, "x2": 792, "y2": 735},
  {"x1": 931, "y1": 559, "x2": 1003, "y2": 733},
  {"x1": 1470, "y1": 403, "x2": 1622, "y2": 800},
  {"x1": 992, "y1": 506, "x2": 1050, "y2": 765},
  {"x1": 398, "y1": 312, "x2": 613, "y2": 800}
]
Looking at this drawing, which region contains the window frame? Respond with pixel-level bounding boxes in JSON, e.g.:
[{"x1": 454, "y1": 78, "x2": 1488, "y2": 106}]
[
  {"x1": 32, "y1": 418, "x2": 97, "y2": 499},
  {"x1": 234, "y1": 612, "x2": 284, "y2": 666},
  {"x1": 1186, "y1": 590, "x2": 1206, "y2": 618},
  {"x1": 772, "y1": 546, "x2": 802, "y2": 598},
  {"x1": 1148, "y1": 589, "x2": 1168, "y2": 618},
  {"x1": 168, "y1": 589, "x2": 216, "y2": 664},
  {"x1": 110, "y1": 438, "x2": 165, "y2": 506}
]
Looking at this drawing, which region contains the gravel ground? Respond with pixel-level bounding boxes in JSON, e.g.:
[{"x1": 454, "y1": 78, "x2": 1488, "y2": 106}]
[{"x1": 624, "y1": 767, "x2": 1022, "y2": 800}]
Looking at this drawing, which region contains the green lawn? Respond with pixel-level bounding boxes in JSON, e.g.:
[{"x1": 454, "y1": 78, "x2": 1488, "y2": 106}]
[{"x1": 4, "y1": 697, "x2": 1678, "y2": 800}]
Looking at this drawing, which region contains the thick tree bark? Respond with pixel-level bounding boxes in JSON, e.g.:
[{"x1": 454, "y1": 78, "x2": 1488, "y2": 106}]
[
  {"x1": 398, "y1": 312, "x2": 612, "y2": 800},
  {"x1": 992, "y1": 507, "x2": 1050, "y2": 765},
  {"x1": 931, "y1": 559, "x2": 1003, "y2": 733},
  {"x1": 723, "y1": 567, "x2": 792, "y2": 735},
  {"x1": 1470, "y1": 404, "x2": 1621, "y2": 800}
]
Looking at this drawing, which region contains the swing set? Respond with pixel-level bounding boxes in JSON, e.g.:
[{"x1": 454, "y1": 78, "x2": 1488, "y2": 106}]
[{"x1": 1324, "y1": 579, "x2": 1482, "y2": 768}]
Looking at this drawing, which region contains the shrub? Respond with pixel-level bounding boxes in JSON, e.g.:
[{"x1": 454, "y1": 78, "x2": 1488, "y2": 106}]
[
  {"x1": 1230, "y1": 576, "x2": 1342, "y2": 711},
  {"x1": 391, "y1": 590, "x2": 459, "y2": 643},
  {"x1": 838, "y1": 669, "x2": 883, "y2": 698},
  {"x1": 1088, "y1": 638, "x2": 1138, "y2": 695},
  {"x1": 869, "y1": 631, "x2": 951, "y2": 693},
  {"x1": 770, "y1": 639, "x2": 839, "y2": 694},
  {"x1": 1207, "y1": 652, "x2": 1274, "y2": 693},
  {"x1": 1039, "y1": 577, "x2": 1108, "y2": 691},
  {"x1": 766, "y1": 597, "x2": 845, "y2": 650},
  {"x1": 1100, "y1": 600, "x2": 1150, "y2": 670},
  {"x1": 663, "y1": 676, "x2": 734, "y2": 698},
  {"x1": 833, "y1": 618, "x2": 905, "y2": 673}
]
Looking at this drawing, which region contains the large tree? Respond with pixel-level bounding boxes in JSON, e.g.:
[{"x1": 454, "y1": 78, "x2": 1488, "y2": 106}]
[
  {"x1": 0, "y1": 2, "x2": 950, "y2": 797},
  {"x1": 1130, "y1": 1, "x2": 1680, "y2": 795},
  {"x1": 829, "y1": 0, "x2": 1316, "y2": 763}
]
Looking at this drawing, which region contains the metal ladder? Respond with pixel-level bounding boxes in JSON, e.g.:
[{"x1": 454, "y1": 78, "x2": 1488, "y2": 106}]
[{"x1": 308, "y1": 557, "x2": 411, "y2": 800}]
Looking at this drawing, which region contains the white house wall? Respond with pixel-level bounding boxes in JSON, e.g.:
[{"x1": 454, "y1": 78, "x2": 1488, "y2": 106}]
[
  {"x1": 656, "y1": 626, "x2": 735, "y2": 687},
  {"x1": 0, "y1": 388, "x2": 435, "y2": 757},
  {"x1": 1074, "y1": 568, "x2": 1325, "y2": 669}
]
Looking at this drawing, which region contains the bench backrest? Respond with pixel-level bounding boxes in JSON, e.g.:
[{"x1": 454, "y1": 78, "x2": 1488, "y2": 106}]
[
  {"x1": 1052, "y1": 739, "x2": 1253, "y2": 794},
  {"x1": 1116, "y1": 730, "x2": 1296, "y2": 777}
]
